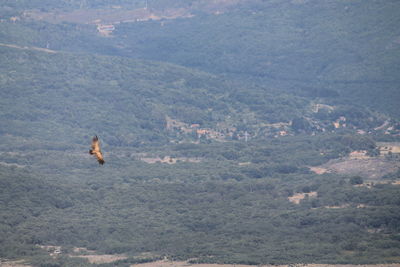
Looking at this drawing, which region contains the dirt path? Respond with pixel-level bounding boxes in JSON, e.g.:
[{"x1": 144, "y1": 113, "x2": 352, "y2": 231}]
[{"x1": 0, "y1": 43, "x2": 57, "y2": 53}]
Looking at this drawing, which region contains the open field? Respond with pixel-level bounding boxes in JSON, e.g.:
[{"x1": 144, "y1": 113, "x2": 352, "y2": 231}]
[
  {"x1": 131, "y1": 260, "x2": 400, "y2": 267},
  {"x1": 288, "y1": 191, "x2": 318, "y2": 204},
  {"x1": 314, "y1": 156, "x2": 400, "y2": 180},
  {"x1": 3, "y1": 257, "x2": 399, "y2": 267},
  {"x1": 71, "y1": 254, "x2": 128, "y2": 264}
]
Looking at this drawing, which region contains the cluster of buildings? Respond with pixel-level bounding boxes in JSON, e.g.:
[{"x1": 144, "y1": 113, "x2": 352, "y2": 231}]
[
  {"x1": 97, "y1": 24, "x2": 115, "y2": 36},
  {"x1": 165, "y1": 116, "x2": 248, "y2": 141}
]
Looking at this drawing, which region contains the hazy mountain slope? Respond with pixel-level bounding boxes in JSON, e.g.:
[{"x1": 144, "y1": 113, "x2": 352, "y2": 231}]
[
  {"x1": 0, "y1": 46, "x2": 235, "y2": 146},
  {"x1": 2, "y1": 0, "x2": 399, "y2": 118},
  {"x1": 1, "y1": 1, "x2": 400, "y2": 266},
  {"x1": 1, "y1": 44, "x2": 399, "y2": 265},
  {"x1": 111, "y1": 0, "x2": 400, "y2": 117},
  {"x1": 2, "y1": 44, "x2": 332, "y2": 149}
]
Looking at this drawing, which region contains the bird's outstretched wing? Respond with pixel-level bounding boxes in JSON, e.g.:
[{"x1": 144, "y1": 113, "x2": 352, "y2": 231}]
[{"x1": 89, "y1": 135, "x2": 105, "y2": 165}]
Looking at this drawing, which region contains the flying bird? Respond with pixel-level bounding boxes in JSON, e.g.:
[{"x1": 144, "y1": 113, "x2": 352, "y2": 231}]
[{"x1": 89, "y1": 135, "x2": 105, "y2": 165}]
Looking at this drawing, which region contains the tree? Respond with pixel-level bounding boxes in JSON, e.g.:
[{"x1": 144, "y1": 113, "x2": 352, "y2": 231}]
[
  {"x1": 350, "y1": 176, "x2": 363, "y2": 185},
  {"x1": 291, "y1": 117, "x2": 311, "y2": 133}
]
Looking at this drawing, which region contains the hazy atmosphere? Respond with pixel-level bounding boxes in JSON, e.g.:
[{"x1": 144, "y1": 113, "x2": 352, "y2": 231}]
[{"x1": 1, "y1": 0, "x2": 400, "y2": 266}]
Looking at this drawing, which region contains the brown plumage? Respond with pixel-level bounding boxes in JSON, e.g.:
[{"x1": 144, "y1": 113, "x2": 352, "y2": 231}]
[{"x1": 89, "y1": 135, "x2": 105, "y2": 165}]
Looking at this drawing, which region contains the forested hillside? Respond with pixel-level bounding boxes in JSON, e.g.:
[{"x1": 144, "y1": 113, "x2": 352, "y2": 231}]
[
  {"x1": 2, "y1": 0, "x2": 399, "y2": 117},
  {"x1": 1, "y1": 0, "x2": 400, "y2": 266},
  {"x1": 0, "y1": 46, "x2": 231, "y2": 146}
]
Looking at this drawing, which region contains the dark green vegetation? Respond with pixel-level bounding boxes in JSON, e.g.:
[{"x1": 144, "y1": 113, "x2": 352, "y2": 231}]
[
  {"x1": 2, "y1": 165, "x2": 400, "y2": 265},
  {"x1": 1, "y1": 0, "x2": 400, "y2": 266}
]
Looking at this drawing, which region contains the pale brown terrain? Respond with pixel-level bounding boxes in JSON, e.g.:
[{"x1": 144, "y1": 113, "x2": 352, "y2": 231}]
[
  {"x1": 65, "y1": 246, "x2": 128, "y2": 264},
  {"x1": 71, "y1": 254, "x2": 128, "y2": 264},
  {"x1": 310, "y1": 153, "x2": 400, "y2": 180},
  {"x1": 324, "y1": 157, "x2": 399, "y2": 180},
  {"x1": 131, "y1": 260, "x2": 400, "y2": 267},
  {"x1": 288, "y1": 192, "x2": 317, "y2": 204},
  {"x1": 309, "y1": 166, "x2": 329, "y2": 175}
]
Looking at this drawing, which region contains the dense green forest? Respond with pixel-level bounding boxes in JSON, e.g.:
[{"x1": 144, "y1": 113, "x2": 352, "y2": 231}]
[{"x1": 1, "y1": 0, "x2": 400, "y2": 266}]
